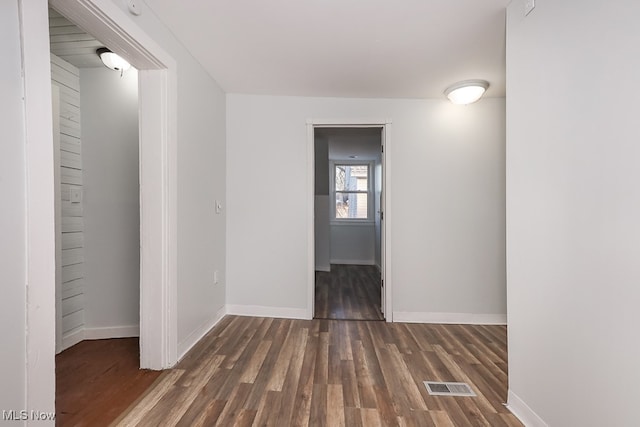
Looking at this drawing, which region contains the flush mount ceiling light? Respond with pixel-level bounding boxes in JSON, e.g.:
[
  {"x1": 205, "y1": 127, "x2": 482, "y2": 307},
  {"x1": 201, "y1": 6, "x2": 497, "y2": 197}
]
[
  {"x1": 96, "y1": 47, "x2": 131, "y2": 72},
  {"x1": 444, "y1": 80, "x2": 490, "y2": 105}
]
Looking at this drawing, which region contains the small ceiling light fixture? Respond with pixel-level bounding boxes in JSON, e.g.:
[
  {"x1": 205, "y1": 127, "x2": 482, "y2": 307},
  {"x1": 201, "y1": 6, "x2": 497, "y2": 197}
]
[
  {"x1": 96, "y1": 47, "x2": 131, "y2": 74},
  {"x1": 444, "y1": 79, "x2": 490, "y2": 105}
]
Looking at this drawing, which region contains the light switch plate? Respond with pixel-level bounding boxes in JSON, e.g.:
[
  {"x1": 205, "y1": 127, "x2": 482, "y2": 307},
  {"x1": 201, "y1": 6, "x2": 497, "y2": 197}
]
[
  {"x1": 215, "y1": 200, "x2": 222, "y2": 214},
  {"x1": 70, "y1": 188, "x2": 82, "y2": 203}
]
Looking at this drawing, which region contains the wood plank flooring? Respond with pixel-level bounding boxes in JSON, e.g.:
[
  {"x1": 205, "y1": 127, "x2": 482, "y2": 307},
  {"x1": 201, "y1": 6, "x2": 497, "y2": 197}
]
[
  {"x1": 55, "y1": 338, "x2": 162, "y2": 426},
  {"x1": 315, "y1": 264, "x2": 384, "y2": 321},
  {"x1": 115, "y1": 316, "x2": 522, "y2": 426}
]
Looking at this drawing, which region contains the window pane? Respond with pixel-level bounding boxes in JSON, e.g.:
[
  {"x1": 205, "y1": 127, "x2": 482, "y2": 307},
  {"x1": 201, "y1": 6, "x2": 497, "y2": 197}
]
[
  {"x1": 335, "y1": 165, "x2": 368, "y2": 192},
  {"x1": 335, "y1": 166, "x2": 346, "y2": 191},
  {"x1": 336, "y1": 192, "x2": 368, "y2": 219}
]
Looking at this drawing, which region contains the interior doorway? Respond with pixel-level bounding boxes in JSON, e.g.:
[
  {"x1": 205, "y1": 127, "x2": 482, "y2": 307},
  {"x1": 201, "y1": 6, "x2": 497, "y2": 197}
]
[
  {"x1": 50, "y1": 7, "x2": 141, "y2": 353},
  {"x1": 21, "y1": 0, "x2": 178, "y2": 413},
  {"x1": 49, "y1": 0, "x2": 179, "y2": 371},
  {"x1": 312, "y1": 127, "x2": 385, "y2": 320},
  {"x1": 48, "y1": 6, "x2": 157, "y2": 424}
]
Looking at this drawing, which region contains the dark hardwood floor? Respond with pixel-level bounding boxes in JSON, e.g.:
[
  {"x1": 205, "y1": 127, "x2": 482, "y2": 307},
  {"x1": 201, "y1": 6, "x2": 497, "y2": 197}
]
[
  {"x1": 115, "y1": 316, "x2": 522, "y2": 426},
  {"x1": 55, "y1": 338, "x2": 162, "y2": 426},
  {"x1": 315, "y1": 264, "x2": 384, "y2": 321}
]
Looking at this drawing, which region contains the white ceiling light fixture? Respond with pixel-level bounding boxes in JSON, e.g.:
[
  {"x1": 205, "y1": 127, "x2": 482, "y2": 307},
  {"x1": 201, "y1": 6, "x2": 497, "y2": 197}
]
[
  {"x1": 96, "y1": 47, "x2": 131, "y2": 74},
  {"x1": 444, "y1": 80, "x2": 490, "y2": 105}
]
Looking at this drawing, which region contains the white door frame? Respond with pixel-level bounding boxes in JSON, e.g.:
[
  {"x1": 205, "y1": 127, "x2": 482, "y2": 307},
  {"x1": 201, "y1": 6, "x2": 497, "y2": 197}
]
[
  {"x1": 52, "y1": 84, "x2": 63, "y2": 355},
  {"x1": 306, "y1": 119, "x2": 393, "y2": 322},
  {"x1": 51, "y1": 0, "x2": 179, "y2": 370},
  {"x1": 22, "y1": 3, "x2": 177, "y2": 416}
]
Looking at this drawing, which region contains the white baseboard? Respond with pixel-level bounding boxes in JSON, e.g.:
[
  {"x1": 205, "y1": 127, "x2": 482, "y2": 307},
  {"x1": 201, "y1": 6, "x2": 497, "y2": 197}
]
[
  {"x1": 60, "y1": 325, "x2": 139, "y2": 351},
  {"x1": 393, "y1": 311, "x2": 507, "y2": 325},
  {"x1": 61, "y1": 328, "x2": 85, "y2": 351},
  {"x1": 330, "y1": 259, "x2": 375, "y2": 266},
  {"x1": 226, "y1": 304, "x2": 308, "y2": 320},
  {"x1": 315, "y1": 265, "x2": 331, "y2": 272},
  {"x1": 178, "y1": 305, "x2": 227, "y2": 361},
  {"x1": 506, "y1": 390, "x2": 549, "y2": 427},
  {"x1": 84, "y1": 325, "x2": 140, "y2": 340}
]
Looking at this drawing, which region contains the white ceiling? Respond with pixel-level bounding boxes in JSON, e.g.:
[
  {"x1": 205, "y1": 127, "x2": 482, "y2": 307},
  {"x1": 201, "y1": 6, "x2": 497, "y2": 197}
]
[{"x1": 144, "y1": 0, "x2": 509, "y2": 100}]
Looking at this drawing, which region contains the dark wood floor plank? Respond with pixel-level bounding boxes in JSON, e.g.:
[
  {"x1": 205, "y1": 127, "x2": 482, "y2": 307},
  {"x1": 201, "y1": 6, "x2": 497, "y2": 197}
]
[
  {"x1": 315, "y1": 264, "x2": 384, "y2": 320},
  {"x1": 275, "y1": 326, "x2": 309, "y2": 425},
  {"x1": 215, "y1": 382, "x2": 253, "y2": 426},
  {"x1": 251, "y1": 389, "x2": 281, "y2": 427},
  {"x1": 290, "y1": 328, "x2": 318, "y2": 426},
  {"x1": 341, "y1": 359, "x2": 361, "y2": 408},
  {"x1": 344, "y1": 407, "x2": 364, "y2": 427},
  {"x1": 308, "y1": 383, "x2": 327, "y2": 426},
  {"x1": 327, "y1": 384, "x2": 346, "y2": 427},
  {"x1": 113, "y1": 369, "x2": 184, "y2": 426}
]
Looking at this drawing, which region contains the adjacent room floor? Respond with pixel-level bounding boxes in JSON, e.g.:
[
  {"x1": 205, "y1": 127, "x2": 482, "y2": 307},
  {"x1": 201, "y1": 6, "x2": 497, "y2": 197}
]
[
  {"x1": 115, "y1": 315, "x2": 523, "y2": 426},
  {"x1": 315, "y1": 264, "x2": 384, "y2": 321},
  {"x1": 55, "y1": 338, "x2": 162, "y2": 426}
]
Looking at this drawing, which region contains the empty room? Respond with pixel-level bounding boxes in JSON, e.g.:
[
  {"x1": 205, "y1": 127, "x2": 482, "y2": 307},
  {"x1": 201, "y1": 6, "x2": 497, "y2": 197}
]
[{"x1": 3, "y1": 1, "x2": 640, "y2": 426}]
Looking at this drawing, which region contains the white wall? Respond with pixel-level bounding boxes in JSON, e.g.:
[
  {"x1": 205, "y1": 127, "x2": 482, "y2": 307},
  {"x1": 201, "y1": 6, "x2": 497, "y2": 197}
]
[
  {"x1": 227, "y1": 94, "x2": 506, "y2": 320},
  {"x1": 314, "y1": 135, "x2": 329, "y2": 196},
  {"x1": 374, "y1": 156, "x2": 382, "y2": 269},
  {"x1": 314, "y1": 135, "x2": 330, "y2": 271},
  {"x1": 330, "y1": 225, "x2": 376, "y2": 265},
  {"x1": 0, "y1": 0, "x2": 27, "y2": 413},
  {"x1": 314, "y1": 197, "x2": 331, "y2": 271},
  {"x1": 80, "y1": 67, "x2": 140, "y2": 335},
  {"x1": 506, "y1": 1, "x2": 640, "y2": 426},
  {"x1": 107, "y1": 0, "x2": 227, "y2": 354}
]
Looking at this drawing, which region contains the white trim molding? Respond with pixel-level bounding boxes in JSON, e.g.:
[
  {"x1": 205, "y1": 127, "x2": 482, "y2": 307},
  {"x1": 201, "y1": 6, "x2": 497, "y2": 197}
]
[
  {"x1": 84, "y1": 326, "x2": 140, "y2": 340},
  {"x1": 61, "y1": 326, "x2": 141, "y2": 352},
  {"x1": 178, "y1": 306, "x2": 227, "y2": 361},
  {"x1": 393, "y1": 312, "x2": 507, "y2": 325},
  {"x1": 330, "y1": 259, "x2": 376, "y2": 266},
  {"x1": 21, "y1": 0, "x2": 57, "y2": 416},
  {"x1": 227, "y1": 305, "x2": 308, "y2": 320},
  {"x1": 61, "y1": 329, "x2": 84, "y2": 353},
  {"x1": 506, "y1": 390, "x2": 549, "y2": 427}
]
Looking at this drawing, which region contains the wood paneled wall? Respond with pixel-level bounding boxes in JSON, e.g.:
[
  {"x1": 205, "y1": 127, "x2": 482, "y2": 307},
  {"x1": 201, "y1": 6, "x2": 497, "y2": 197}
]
[{"x1": 52, "y1": 53, "x2": 85, "y2": 348}]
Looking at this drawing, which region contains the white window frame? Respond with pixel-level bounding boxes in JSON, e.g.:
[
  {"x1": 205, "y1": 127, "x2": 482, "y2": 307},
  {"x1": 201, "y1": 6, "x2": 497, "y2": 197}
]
[{"x1": 330, "y1": 160, "x2": 375, "y2": 225}]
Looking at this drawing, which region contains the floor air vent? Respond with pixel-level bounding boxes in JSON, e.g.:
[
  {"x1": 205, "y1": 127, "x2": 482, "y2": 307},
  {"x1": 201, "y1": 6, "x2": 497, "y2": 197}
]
[{"x1": 424, "y1": 381, "x2": 476, "y2": 397}]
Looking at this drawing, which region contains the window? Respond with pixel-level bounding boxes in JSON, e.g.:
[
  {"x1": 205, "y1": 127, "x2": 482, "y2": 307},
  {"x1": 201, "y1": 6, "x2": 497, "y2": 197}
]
[{"x1": 332, "y1": 163, "x2": 373, "y2": 221}]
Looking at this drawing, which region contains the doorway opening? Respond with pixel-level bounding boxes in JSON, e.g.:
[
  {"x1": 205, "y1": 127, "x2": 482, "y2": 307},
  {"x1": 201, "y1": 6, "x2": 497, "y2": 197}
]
[
  {"x1": 48, "y1": 6, "x2": 163, "y2": 424},
  {"x1": 22, "y1": 0, "x2": 177, "y2": 413},
  {"x1": 50, "y1": 6, "x2": 141, "y2": 353},
  {"x1": 312, "y1": 126, "x2": 385, "y2": 320},
  {"x1": 48, "y1": 0, "x2": 179, "y2": 373}
]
